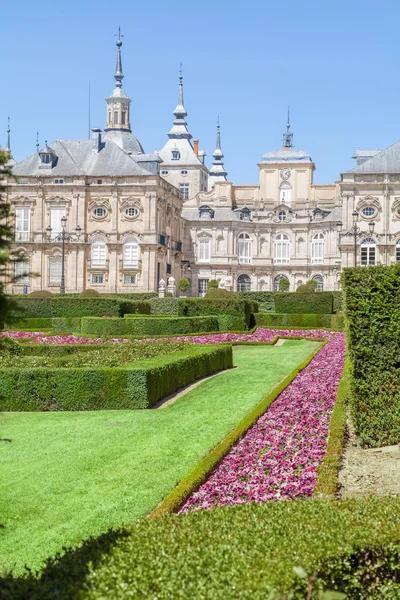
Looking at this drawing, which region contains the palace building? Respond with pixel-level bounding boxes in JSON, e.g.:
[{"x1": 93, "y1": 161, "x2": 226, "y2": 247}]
[{"x1": 4, "y1": 36, "x2": 400, "y2": 295}]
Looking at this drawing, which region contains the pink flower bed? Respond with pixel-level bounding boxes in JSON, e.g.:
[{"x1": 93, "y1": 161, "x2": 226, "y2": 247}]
[
  {"x1": 0, "y1": 331, "x2": 126, "y2": 344},
  {"x1": 180, "y1": 330, "x2": 345, "y2": 512}
]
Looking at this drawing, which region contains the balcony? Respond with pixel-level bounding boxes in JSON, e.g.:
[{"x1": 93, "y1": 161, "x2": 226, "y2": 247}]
[
  {"x1": 87, "y1": 259, "x2": 109, "y2": 271},
  {"x1": 119, "y1": 259, "x2": 141, "y2": 270},
  {"x1": 14, "y1": 232, "x2": 33, "y2": 243}
]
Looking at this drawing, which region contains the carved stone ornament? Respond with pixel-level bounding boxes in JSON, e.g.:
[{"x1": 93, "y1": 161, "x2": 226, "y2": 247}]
[
  {"x1": 197, "y1": 231, "x2": 212, "y2": 239},
  {"x1": 11, "y1": 195, "x2": 37, "y2": 207},
  {"x1": 272, "y1": 210, "x2": 293, "y2": 224},
  {"x1": 87, "y1": 230, "x2": 111, "y2": 242},
  {"x1": 88, "y1": 198, "x2": 111, "y2": 222},
  {"x1": 14, "y1": 245, "x2": 34, "y2": 258},
  {"x1": 120, "y1": 197, "x2": 142, "y2": 221},
  {"x1": 44, "y1": 246, "x2": 62, "y2": 257},
  {"x1": 391, "y1": 198, "x2": 400, "y2": 221},
  {"x1": 45, "y1": 195, "x2": 72, "y2": 218}
]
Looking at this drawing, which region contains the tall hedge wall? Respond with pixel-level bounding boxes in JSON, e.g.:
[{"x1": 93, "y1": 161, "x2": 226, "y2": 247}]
[
  {"x1": 342, "y1": 264, "x2": 400, "y2": 447},
  {"x1": 149, "y1": 298, "x2": 179, "y2": 315},
  {"x1": 0, "y1": 345, "x2": 232, "y2": 411},
  {"x1": 255, "y1": 312, "x2": 334, "y2": 329},
  {"x1": 81, "y1": 316, "x2": 220, "y2": 337},
  {"x1": 275, "y1": 292, "x2": 333, "y2": 314},
  {"x1": 9, "y1": 297, "x2": 150, "y2": 320},
  {"x1": 177, "y1": 297, "x2": 254, "y2": 324},
  {"x1": 238, "y1": 291, "x2": 275, "y2": 312}
]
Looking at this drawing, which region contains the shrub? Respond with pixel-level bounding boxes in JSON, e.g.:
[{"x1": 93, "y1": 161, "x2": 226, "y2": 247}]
[
  {"x1": 51, "y1": 317, "x2": 82, "y2": 333},
  {"x1": 28, "y1": 290, "x2": 53, "y2": 297},
  {"x1": 205, "y1": 288, "x2": 236, "y2": 299},
  {"x1": 0, "y1": 345, "x2": 232, "y2": 411},
  {"x1": 149, "y1": 298, "x2": 179, "y2": 315},
  {"x1": 79, "y1": 289, "x2": 100, "y2": 297},
  {"x1": 178, "y1": 298, "x2": 253, "y2": 326},
  {"x1": 215, "y1": 315, "x2": 247, "y2": 331},
  {"x1": 279, "y1": 277, "x2": 290, "y2": 292},
  {"x1": 8, "y1": 318, "x2": 53, "y2": 330},
  {"x1": 332, "y1": 291, "x2": 343, "y2": 313},
  {"x1": 8, "y1": 297, "x2": 53, "y2": 319},
  {"x1": 208, "y1": 279, "x2": 219, "y2": 289},
  {"x1": 178, "y1": 278, "x2": 190, "y2": 294},
  {"x1": 275, "y1": 292, "x2": 334, "y2": 314},
  {"x1": 51, "y1": 298, "x2": 151, "y2": 318},
  {"x1": 296, "y1": 280, "x2": 317, "y2": 293},
  {"x1": 238, "y1": 291, "x2": 275, "y2": 312},
  {"x1": 342, "y1": 264, "x2": 400, "y2": 446},
  {"x1": 82, "y1": 316, "x2": 220, "y2": 337},
  {"x1": 255, "y1": 312, "x2": 333, "y2": 329}
]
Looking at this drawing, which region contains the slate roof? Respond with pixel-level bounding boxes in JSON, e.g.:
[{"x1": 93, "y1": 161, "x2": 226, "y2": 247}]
[
  {"x1": 260, "y1": 148, "x2": 312, "y2": 163},
  {"x1": 346, "y1": 140, "x2": 400, "y2": 174},
  {"x1": 12, "y1": 137, "x2": 154, "y2": 178}
]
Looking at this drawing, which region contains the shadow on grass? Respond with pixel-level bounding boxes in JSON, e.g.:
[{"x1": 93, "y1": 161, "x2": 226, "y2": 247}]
[{"x1": 0, "y1": 527, "x2": 130, "y2": 600}]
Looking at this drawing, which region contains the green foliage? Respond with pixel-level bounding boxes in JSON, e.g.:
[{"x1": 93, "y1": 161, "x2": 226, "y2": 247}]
[
  {"x1": 279, "y1": 277, "x2": 290, "y2": 292},
  {"x1": 275, "y1": 292, "x2": 334, "y2": 314},
  {"x1": 178, "y1": 297, "x2": 253, "y2": 323},
  {"x1": 0, "y1": 345, "x2": 232, "y2": 411},
  {"x1": 332, "y1": 291, "x2": 343, "y2": 314},
  {"x1": 28, "y1": 290, "x2": 53, "y2": 297},
  {"x1": 296, "y1": 280, "x2": 317, "y2": 293},
  {"x1": 81, "y1": 316, "x2": 220, "y2": 337},
  {"x1": 205, "y1": 288, "x2": 237, "y2": 299},
  {"x1": 315, "y1": 363, "x2": 348, "y2": 496},
  {"x1": 9, "y1": 297, "x2": 53, "y2": 319},
  {"x1": 208, "y1": 279, "x2": 219, "y2": 289},
  {"x1": 10, "y1": 318, "x2": 53, "y2": 330},
  {"x1": 342, "y1": 264, "x2": 400, "y2": 446},
  {"x1": 3, "y1": 497, "x2": 399, "y2": 599},
  {"x1": 238, "y1": 291, "x2": 275, "y2": 312},
  {"x1": 149, "y1": 298, "x2": 179, "y2": 315},
  {"x1": 177, "y1": 278, "x2": 190, "y2": 293},
  {"x1": 79, "y1": 289, "x2": 100, "y2": 297},
  {"x1": 51, "y1": 298, "x2": 151, "y2": 318},
  {"x1": 255, "y1": 312, "x2": 338, "y2": 329},
  {"x1": 51, "y1": 317, "x2": 82, "y2": 333},
  {"x1": 215, "y1": 314, "x2": 248, "y2": 331}
]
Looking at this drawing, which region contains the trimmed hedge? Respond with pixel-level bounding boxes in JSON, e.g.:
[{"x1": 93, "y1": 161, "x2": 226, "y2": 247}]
[
  {"x1": 9, "y1": 318, "x2": 53, "y2": 330},
  {"x1": 342, "y1": 264, "x2": 400, "y2": 447},
  {"x1": 9, "y1": 298, "x2": 53, "y2": 319},
  {"x1": 332, "y1": 291, "x2": 343, "y2": 313},
  {"x1": 0, "y1": 345, "x2": 233, "y2": 411},
  {"x1": 20, "y1": 344, "x2": 114, "y2": 357},
  {"x1": 275, "y1": 292, "x2": 333, "y2": 314},
  {"x1": 8, "y1": 297, "x2": 151, "y2": 320},
  {"x1": 238, "y1": 291, "x2": 275, "y2": 312},
  {"x1": 255, "y1": 312, "x2": 333, "y2": 329},
  {"x1": 51, "y1": 317, "x2": 82, "y2": 333},
  {"x1": 178, "y1": 298, "x2": 254, "y2": 327},
  {"x1": 81, "y1": 316, "x2": 220, "y2": 337},
  {"x1": 149, "y1": 298, "x2": 179, "y2": 315},
  {"x1": 215, "y1": 314, "x2": 247, "y2": 332}
]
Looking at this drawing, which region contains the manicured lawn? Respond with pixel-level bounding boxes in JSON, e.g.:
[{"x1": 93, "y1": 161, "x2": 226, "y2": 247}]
[{"x1": 0, "y1": 340, "x2": 318, "y2": 574}]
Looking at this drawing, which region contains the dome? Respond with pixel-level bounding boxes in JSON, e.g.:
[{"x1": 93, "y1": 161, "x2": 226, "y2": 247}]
[
  {"x1": 103, "y1": 130, "x2": 144, "y2": 155},
  {"x1": 261, "y1": 148, "x2": 312, "y2": 163}
]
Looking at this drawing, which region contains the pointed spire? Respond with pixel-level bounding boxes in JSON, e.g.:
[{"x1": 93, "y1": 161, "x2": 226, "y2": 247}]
[
  {"x1": 168, "y1": 66, "x2": 191, "y2": 140},
  {"x1": 208, "y1": 117, "x2": 227, "y2": 189},
  {"x1": 5, "y1": 117, "x2": 11, "y2": 153},
  {"x1": 36, "y1": 132, "x2": 40, "y2": 153},
  {"x1": 114, "y1": 26, "x2": 124, "y2": 88},
  {"x1": 283, "y1": 106, "x2": 293, "y2": 148}
]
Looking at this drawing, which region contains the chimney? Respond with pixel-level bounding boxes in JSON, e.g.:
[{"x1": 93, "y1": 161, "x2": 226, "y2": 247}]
[
  {"x1": 92, "y1": 128, "x2": 102, "y2": 153},
  {"x1": 193, "y1": 140, "x2": 199, "y2": 156}
]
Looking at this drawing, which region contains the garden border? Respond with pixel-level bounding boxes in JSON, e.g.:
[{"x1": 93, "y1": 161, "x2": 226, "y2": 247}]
[{"x1": 149, "y1": 337, "x2": 327, "y2": 518}]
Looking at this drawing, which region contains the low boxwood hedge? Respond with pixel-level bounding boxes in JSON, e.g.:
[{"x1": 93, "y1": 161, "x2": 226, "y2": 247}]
[
  {"x1": 149, "y1": 298, "x2": 179, "y2": 315},
  {"x1": 178, "y1": 297, "x2": 254, "y2": 325},
  {"x1": 238, "y1": 291, "x2": 275, "y2": 312},
  {"x1": 51, "y1": 317, "x2": 82, "y2": 333},
  {"x1": 275, "y1": 292, "x2": 334, "y2": 314},
  {"x1": 81, "y1": 316, "x2": 220, "y2": 337},
  {"x1": 2, "y1": 496, "x2": 399, "y2": 599},
  {"x1": 20, "y1": 344, "x2": 114, "y2": 357},
  {"x1": 8, "y1": 318, "x2": 53, "y2": 330},
  {"x1": 8, "y1": 297, "x2": 151, "y2": 320},
  {"x1": 255, "y1": 312, "x2": 335, "y2": 329},
  {"x1": 0, "y1": 345, "x2": 233, "y2": 411}
]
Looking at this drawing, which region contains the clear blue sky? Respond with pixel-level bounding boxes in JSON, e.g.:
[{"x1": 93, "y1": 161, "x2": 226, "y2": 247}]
[{"x1": 1, "y1": 0, "x2": 399, "y2": 184}]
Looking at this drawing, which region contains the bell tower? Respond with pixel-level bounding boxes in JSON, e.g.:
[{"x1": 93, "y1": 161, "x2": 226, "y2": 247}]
[{"x1": 104, "y1": 28, "x2": 132, "y2": 133}]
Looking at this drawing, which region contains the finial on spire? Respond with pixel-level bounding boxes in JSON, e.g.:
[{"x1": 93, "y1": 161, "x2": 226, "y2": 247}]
[
  {"x1": 283, "y1": 106, "x2": 293, "y2": 148},
  {"x1": 6, "y1": 117, "x2": 11, "y2": 153},
  {"x1": 173, "y1": 64, "x2": 187, "y2": 120},
  {"x1": 114, "y1": 27, "x2": 124, "y2": 88},
  {"x1": 216, "y1": 116, "x2": 221, "y2": 150},
  {"x1": 36, "y1": 132, "x2": 39, "y2": 152}
]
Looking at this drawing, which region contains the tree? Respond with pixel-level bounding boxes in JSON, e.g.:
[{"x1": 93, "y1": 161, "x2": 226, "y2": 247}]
[
  {"x1": 0, "y1": 151, "x2": 21, "y2": 329},
  {"x1": 278, "y1": 277, "x2": 290, "y2": 292},
  {"x1": 208, "y1": 279, "x2": 219, "y2": 289},
  {"x1": 178, "y1": 278, "x2": 190, "y2": 294},
  {"x1": 296, "y1": 280, "x2": 318, "y2": 293}
]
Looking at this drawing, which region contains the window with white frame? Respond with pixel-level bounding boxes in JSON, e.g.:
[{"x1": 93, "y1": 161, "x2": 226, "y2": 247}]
[
  {"x1": 92, "y1": 274, "x2": 104, "y2": 284},
  {"x1": 396, "y1": 241, "x2": 400, "y2": 262},
  {"x1": 238, "y1": 232, "x2": 251, "y2": 264},
  {"x1": 179, "y1": 183, "x2": 190, "y2": 199},
  {"x1": 360, "y1": 238, "x2": 376, "y2": 266},
  {"x1": 13, "y1": 259, "x2": 29, "y2": 284},
  {"x1": 312, "y1": 274, "x2": 324, "y2": 291},
  {"x1": 172, "y1": 150, "x2": 180, "y2": 160},
  {"x1": 15, "y1": 207, "x2": 30, "y2": 241},
  {"x1": 274, "y1": 233, "x2": 290, "y2": 265},
  {"x1": 198, "y1": 278, "x2": 208, "y2": 297},
  {"x1": 91, "y1": 237, "x2": 107, "y2": 267},
  {"x1": 278, "y1": 210, "x2": 286, "y2": 222},
  {"x1": 124, "y1": 274, "x2": 136, "y2": 285},
  {"x1": 198, "y1": 238, "x2": 211, "y2": 263},
  {"x1": 123, "y1": 237, "x2": 139, "y2": 268},
  {"x1": 50, "y1": 207, "x2": 66, "y2": 236},
  {"x1": 273, "y1": 274, "x2": 289, "y2": 291},
  {"x1": 237, "y1": 274, "x2": 251, "y2": 292},
  {"x1": 49, "y1": 257, "x2": 62, "y2": 285},
  {"x1": 279, "y1": 182, "x2": 292, "y2": 204},
  {"x1": 312, "y1": 233, "x2": 324, "y2": 265}
]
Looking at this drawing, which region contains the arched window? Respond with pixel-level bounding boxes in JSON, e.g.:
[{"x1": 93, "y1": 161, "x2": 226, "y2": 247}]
[
  {"x1": 274, "y1": 233, "x2": 290, "y2": 265},
  {"x1": 360, "y1": 238, "x2": 376, "y2": 266},
  {"x1": 312, "y1": 233, "x2": 324, "y2": 264},
  {"x1": 123, "y1": 237, "x2": 139, "y2": 268},
  {"x1": 312, "y1": 274, "x2": 324, "y2": 291},
  {"x1": 273, "y1": 274, "x2": 289, "y2": 292},
  {"x1": 237, "y1": 274, "x2": 251, "y2": 292},
  {"x1": 396, "y1": 240, "x2": 400, "y2": 263},
  {"x1": 91, "y1": 237, "x2": 107, "y2": 267},
  {"x1": 278, "y1": 210, "x2": 287, "y2": 222},
  {"x1": 238, "y1": 232, "x2": 251, "y2": 264},
  {"x1": 279, "y1": 182, "x2": 292, "y2": 204}
]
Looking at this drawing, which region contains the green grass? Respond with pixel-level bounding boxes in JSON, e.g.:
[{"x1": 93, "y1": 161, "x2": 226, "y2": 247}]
[{"x1": 0, "y1": 340, "x2": 317, "y2": 575}]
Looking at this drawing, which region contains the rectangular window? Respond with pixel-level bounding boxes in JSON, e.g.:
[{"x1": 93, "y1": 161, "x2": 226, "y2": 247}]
[
  {"x1": 114, "y1": 111, "x2": 118, "y2": 124},
  {"x1": 122, "y1": 111, "x2": 126, "y2": 125},
  {"x1": 123, "y1": 243, "x2": 139, "y2": 268},
  {"x1": 274, "y1": 243, "x2": 290, "y2": 265},
  {"x1": 199, "y1": 239, "x2": 210, "y2": 263},
  {"x1": 92, "y1": 274, "x2": 104, "y2": 284},
  {"x1": 361, "y1": 246, "x2": 376, "y2": 266},
  {"x1": 15, "y1": 207, "x2": 30, "y2": 241},
  {"x1": 396, "y1": 245, "x2": 400, "y2": 262},
  {"x1": 50, "y1": 207, "x2": 66, "y2": 236},
  {"x1": 311, "y1": 243, "x2": 324, "y2": 264},
  {"x1": 166, "y1": 263, "x2": 172, "y2": 274},
  {"x1": 97, "y1": 179, "x2": 103, "y2": 185},
  {"x1": 49, "y1": 257, "x2": 62, "y2": 285},
  {"x1": 238, "y1": 241, "x2": 251, "y2": 264},
  {"x1": 179, "y1": 183, "x2": 190, "y2": 199},
  {"x1": 54, "y1": 179, "x2": 64, "y2": 184},
  {"x1": 198, "y1": 279, "x2": 208, "y2": 297},
  {"x1": 124, "y1": 274, "x2": 136, "y2": 285},
  {"x1": 13, "y1": 259, "x2": 29, "y2": 284}
]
